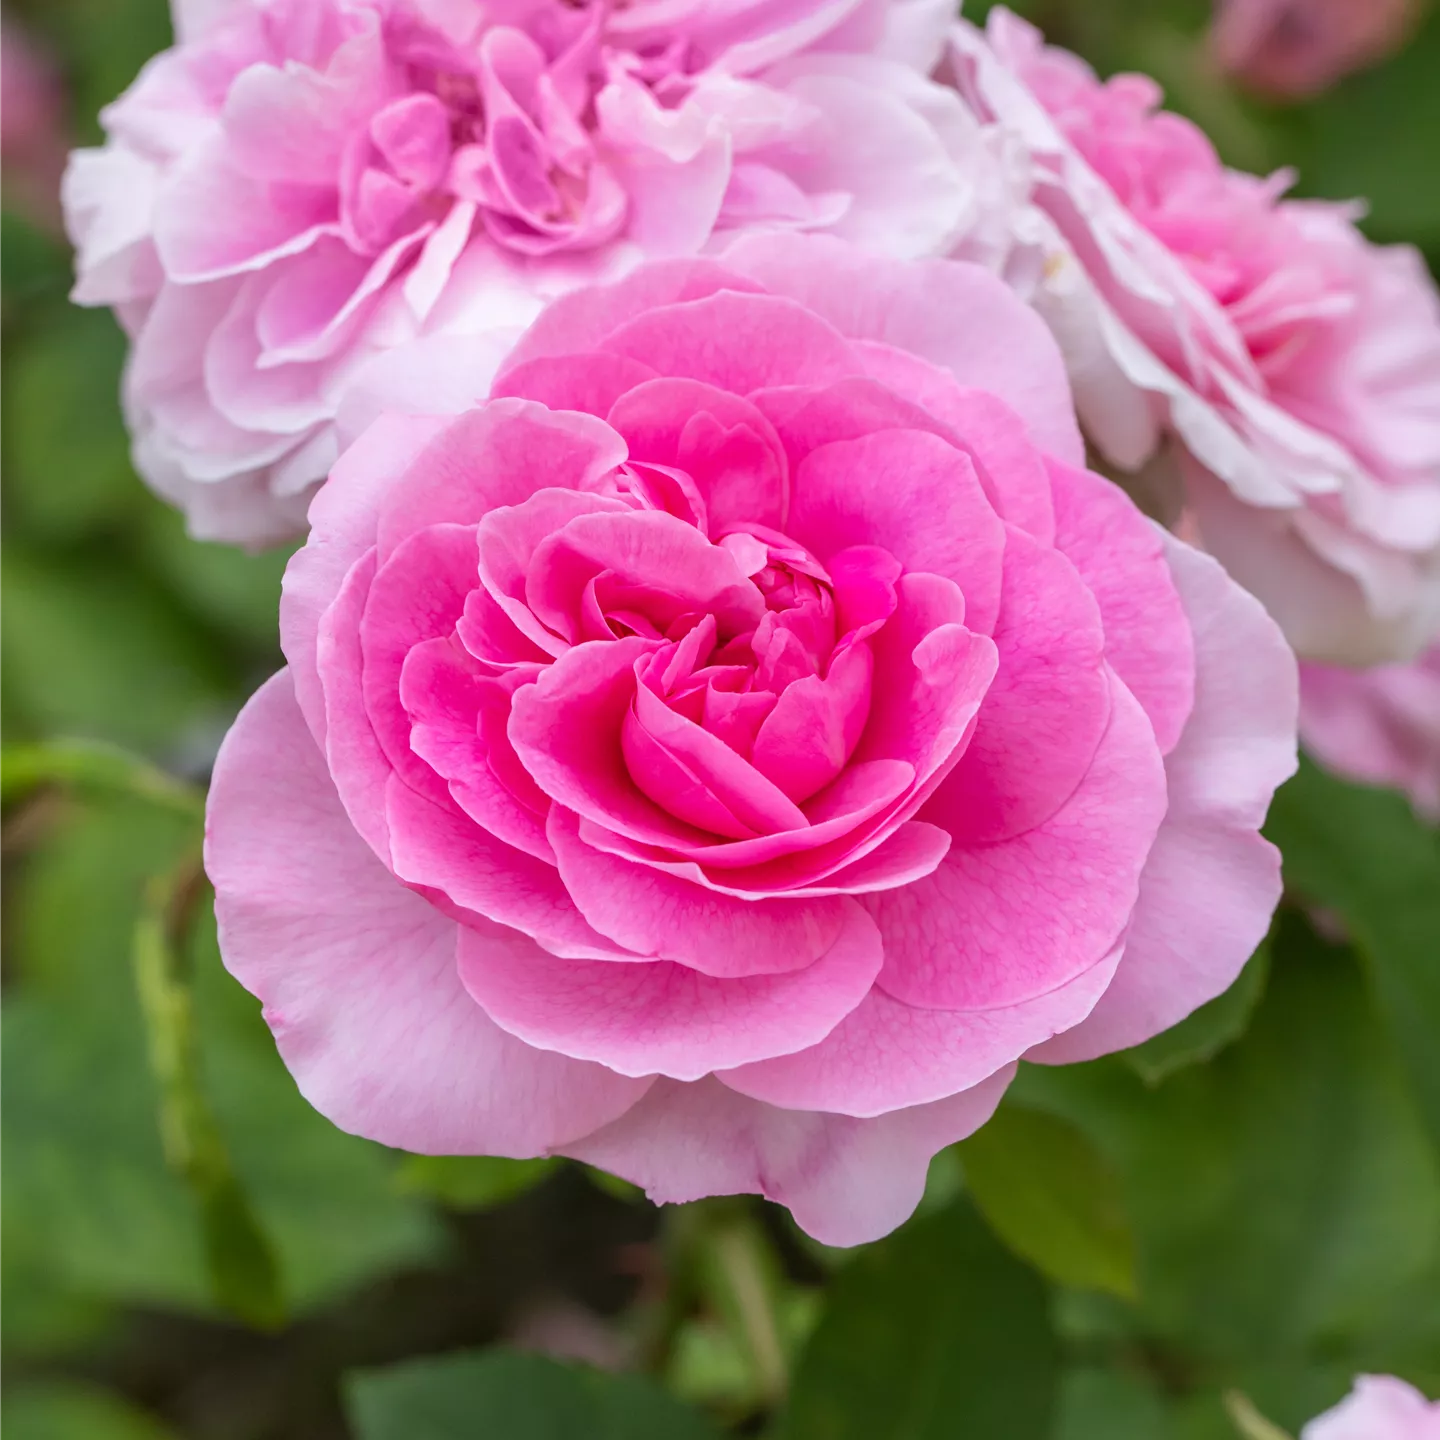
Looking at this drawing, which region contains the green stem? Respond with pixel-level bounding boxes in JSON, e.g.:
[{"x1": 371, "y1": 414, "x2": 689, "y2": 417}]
[
  {"x1": 1224, "y1": 1391, "x2": 1296, "y2": 1440},
  {"x1": 132, "y1": 849, "x2": 284, "y2": 1330}
]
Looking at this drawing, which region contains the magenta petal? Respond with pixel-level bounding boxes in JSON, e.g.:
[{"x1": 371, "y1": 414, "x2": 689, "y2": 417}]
[
  {"x1": 563, "y1": 1068, "x2": 1014, "y2": 1246},
  {"x1": 599, "y1": 291, "x2": 863, "y2": 394},
  {"x1": 402, "y1": 637, "x2": 553, "y2": 863},
  {"x1": 874, "y1": 673, "x2": 1167, "y2": 1010},
  {"x1": 548, "y1": 806, "x2": 843, "y2": 977},
  {"x1": 496, "y1": 259, "x2": 765, "y2": 379},
  {"x1": 1048, "y1": 457, "x2": 1195, "y2": 755},
  {"x1": 205, "y1": 671, "x2": 651, "y2": 1155},
  {"x1": 925, "y1": 526, "x2": 1111, "y2": 845},
  {"x1": 721, "y1": 941, "x2": 1121, "y2": 1116},
  {"x1": 386, "y1": 774, "x2": 623, "y2": 960},
  {"x1": 373, "y1": 400, "x2": 628, "y2": 563},
  {"x1": 456, "y1": 899, "x2": 884, "y2": 1078},
  {"x1": 283, "y1": 414, "x2": 449, "y2": 744},
  {"x1": 789, "y1": 428, "x2": 1006, "y2": 635},
  {"x1": 1032, "y1": 539, "x2": 1297, "y2": 1062},
  {"x1": 491, "y1": 351, "x2": 659, "y2": 414},
  {"x1": 360, "y1": 522, "x2": 482, "y2": 799},
  {"x1": 606, "y1": 378, "x2": 790, "y2": 533}
]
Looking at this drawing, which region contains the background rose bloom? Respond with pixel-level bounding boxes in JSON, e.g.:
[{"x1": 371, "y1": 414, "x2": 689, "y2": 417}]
[
  {"x1": 1211, "y1": 0, "x2": 1420, "y2": 100},
  {"x1": 1302, "y1": 1375, "x2": 1440, "y2": 1439},
  {"x1": 1, "y1": 15, "x2": 69, "y2": 232},
  {"x1": 949, "y1": 8, "x2": 1440, "y2": 665},
  {"x1": 204, "y1": 235, "x2": 1297, "y2": 1243},
  {"x1": 62, "y1": 0, "x2": 1015, "y2": 545},
  {"x1": 1301, "y1": 642, "x2": 1440, "y2": 820}
]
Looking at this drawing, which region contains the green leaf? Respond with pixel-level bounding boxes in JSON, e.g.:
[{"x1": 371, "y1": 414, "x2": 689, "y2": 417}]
[
  {"x1": 1224, "y1": 1393, "x2": 1295, "y2": 1440},
  {"x1": 395, "y1": 1154, "x2": 561, "y2": 1210},
  {"x1": 1124, "y1": 941, "x2": 1270, "y2": 1086},
  {"x1": 1013, "y1": 912, "x2": 1440, "y2": 1365},
  {"x1": 779, "y1": 1200, "x2": 1058, "y2": 1440},
  {"x1": 3, "y1": 794, "x2": 439, "y2": 1316},
  {"x1": 346, "y1": 1351, "x2": 724, "y2": 1440},
  {"x1": 959, "y1": 1104, "x2": 1137, "y2": 1299},
  {"x1": 1054, "y1": 1368, "x2": 1168, "y2": 1440},
  {"x1": 1, "y1": 1383, "x2": 177, "y2": 1440},
  {"x1": 1266, "y1": 758, "x2": 1440, "y2": 1155},
  {"x1": 2, "y1": 306, "x2": 139, "y2": 544},
  {"x1": 1, "y1": 545, "x2": 234, "y2": 756},
  {"x1": 2, "y1": 738, "x2": 205, "y2": 819}
]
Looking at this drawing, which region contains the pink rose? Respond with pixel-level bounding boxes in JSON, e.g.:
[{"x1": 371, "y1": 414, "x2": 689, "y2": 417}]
[
  {"x1": 62, "y1": 0, "x2": 1009, "y2": 545},
  {"x1": 1301, "y1": 643, "x2": 1440, "y2": 820},
  {"x1": 204, "y1": 236, "x2": 1297, "y2": 1244},
  {"x1": 1303, "y1": 1376, "x2": 1440, "y2": 1440},
  {"x1": 948, "y1": 9, "x2": 1440, "y2": 664},
  {"x1": 1211, "y1": 0, "x2": 1419, "y2": 100}
]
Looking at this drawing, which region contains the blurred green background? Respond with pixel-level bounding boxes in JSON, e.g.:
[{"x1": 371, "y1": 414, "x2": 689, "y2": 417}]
[{"x1": 2, "y1": 1, "x2": 1439, "y2": 1437}]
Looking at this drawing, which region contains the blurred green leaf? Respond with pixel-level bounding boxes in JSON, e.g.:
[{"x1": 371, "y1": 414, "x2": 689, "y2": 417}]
[
  {"x1": 1267, "y1": 758, "x2": 1440, "y2": 1155},
  {"x1": 135, "y1": 504, "x2": 293, "y2": 655},
  {"x1": 779, "y1": 1200, "x2": 1057, "y2": 1439},
  {"x1": 960, "y1": 1104, "x2": 1137, "y2": 1299},
  {"x1": 4, "y1": 795, "x2": 439, "y2": 1316},
  {"x1": 0, "y1": 211, "x2": 72, "y2": 315},
  {"x1": 1124, "y1": 941, "x2": 1270, "y2": 1086},
  {"x1": 1, "y1": 1383, "x2": 176, "y2": 1440},
  {"x1": 1054, "y1": 1367, "x2": 1168, "y2": 1440},
  {"x1": 3, "y1": 305, "x2": 139, "y2": 543},
  {"x1": 395, "y1": 1154, "x2": 561, "y2": 1210},
  {"x1": 1, "y1": 545, "x2": 234, "y2": 756},
  {"x1": 346, "y1": 1351, "x2": 724, "y2": 1440},
  {"x1": 2, "y1": 738, "x2": 204, "y2": 818},
  {"x1": 1014, "y1": 913, "x2": 1440, "y2": 1365}
]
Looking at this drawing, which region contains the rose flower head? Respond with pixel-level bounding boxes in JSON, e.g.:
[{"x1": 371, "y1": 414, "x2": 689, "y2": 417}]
[
  {"x1": 950, "y1": 8, "x2": 1440, "y2": 665},
  {"x1": 63, "y1": 0, "x2": 1006, "y2": 544},
  {"x1": 206, "y1": 235, "x2": 1297, "y2": 1244}
]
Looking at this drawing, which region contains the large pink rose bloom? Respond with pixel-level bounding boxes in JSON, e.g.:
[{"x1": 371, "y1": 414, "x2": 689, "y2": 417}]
[
  {"x1": 1301, "y1": 643, "x2": 1440, "y2": 820},
  {"x1": 204, "y1": 236, "x2": 1297, "y2": 1243},
  {"x1": 1303, "y1": 1376, "x2": 1440, "y2": 1440},
  {"x1": 62, "y1": 0, "x2": 1006, "y2": 544},
  {"x1": 949, "y1": 9, "x2": 1440, "y2": 664}
]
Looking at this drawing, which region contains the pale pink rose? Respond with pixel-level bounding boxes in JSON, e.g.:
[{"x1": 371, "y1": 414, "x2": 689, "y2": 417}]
[
  {"x1": 1301, "y1": 643, "x2": 1440, "y2": 819},
  {"x1": 1211, "y1": 0, "x2": 1419, "y2": 100},
  {"x1": 948, "y1": 9, "x2": 1440, "y2": 665},
  {"x1": 62, "y1": 0, "x2": 1012, "y2": 545},
  {"x1": 1303, "y1": 1376, "x2": 1440, "y2": 1440},
  {"x1": 204, "y1": 236, "x2": 1297, "y2": 1243},
  {"x1": 2, "y1": 15, "x2": 68, "y2": 231}
]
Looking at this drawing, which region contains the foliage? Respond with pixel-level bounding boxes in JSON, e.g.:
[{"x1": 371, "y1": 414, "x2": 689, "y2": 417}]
[{"x1": 3, "y1": 0, "x2": 1439, "y2": 1435}]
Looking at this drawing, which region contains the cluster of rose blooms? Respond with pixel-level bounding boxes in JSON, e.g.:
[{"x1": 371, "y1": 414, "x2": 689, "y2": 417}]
[{"x1": 62, "y1": 0, "x2": 1440, "y2": 1266}]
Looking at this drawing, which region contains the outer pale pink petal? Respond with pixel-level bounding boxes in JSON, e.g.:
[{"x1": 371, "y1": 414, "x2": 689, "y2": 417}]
[
  {"x1": 205, "y1": 670, "x2": 651, "y2": 1155},
  {"x1": 1047, "y1": 457, "x2": 1194, "y2": 754},
  {"x1": 1301, "y1": 1376, "x2": 1440, "y2": 1440},
  {"x1": 373, "y1": 400, "x2": 629, "y2": 562},
  {"x1": 456, "y1": 900, "x2": 884, "y2": 1079},
  {"x1": 563, "y1": 1067, "x2": 1015, "y2": 1246},
  {"x1": 282, "y1": 414, "x2": 450, "y2": 743},
  {"x1": 925, "y1": 526, "x2": 1110, "y2": 844},
  {"x1": 491, "y1": 352, "x2": 659, "y2": 416},
  {"x1": 548, "y1": 805, "x2": 841, "y2": 977},
  {"x1": 722, "y1": 939, "x2": 1120, "y2": 1115},
  {"x1": 599, "y1": 291, "x2": 863, "y2": 394},
  {"x1": 875, "y1": 673, "x2": 1167, "y2": 1010},
  {"x1": 495, "y1": 259, "x2": 765, "y2": 380},
  {"x1": 721, "y1": 231, "x2": 1084, "y2": 465},
  {"x1": 1032, "y1": 538, "x2": 1297, "y2": 1063}
]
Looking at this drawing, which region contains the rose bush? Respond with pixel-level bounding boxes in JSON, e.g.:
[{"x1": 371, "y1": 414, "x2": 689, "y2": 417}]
[
  {"x1": 1301, "y1": 642, "x2": 1440, "y2": 821},
  {"x1": 205, "y1": 235, "x2": 1297, "y2": 1243},
  {"x1": 1302, "y1": 1376, "x2": 1440, "y2": 1440},
  {"x1": 63, "y1": 0, "x2": 1015, "y2": 544},
  {"x1": 948, "y1": 9, "x2": 1440, "y2": 664}
]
